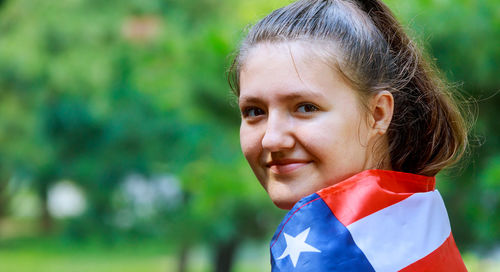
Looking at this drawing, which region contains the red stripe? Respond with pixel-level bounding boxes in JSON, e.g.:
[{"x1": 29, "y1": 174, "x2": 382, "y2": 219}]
[
  {"x1": 400, "y1": 234, "x2": 467, "y2": 272},
  {"x1": 317, "y1": 169, "x2": 435, "y2": 226}
]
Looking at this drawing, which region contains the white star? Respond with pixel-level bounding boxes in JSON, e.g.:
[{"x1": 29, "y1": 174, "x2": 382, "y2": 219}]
[{"x1": 276, "y1": 227, "x2": 321, "y2": 267}]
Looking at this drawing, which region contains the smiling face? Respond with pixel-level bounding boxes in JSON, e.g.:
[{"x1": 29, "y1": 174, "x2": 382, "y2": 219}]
[{"x1": 238, "y1": 42, "x2": 385, "y2": 209}]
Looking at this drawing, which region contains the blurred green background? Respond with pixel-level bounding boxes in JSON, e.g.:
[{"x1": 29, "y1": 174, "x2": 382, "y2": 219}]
[{"x1": 0, "y1": 0, "x2": 498, "y2": 271}]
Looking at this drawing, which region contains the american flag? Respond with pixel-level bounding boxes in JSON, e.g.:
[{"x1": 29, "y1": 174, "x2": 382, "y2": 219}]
[{"x1": 270, "y1": 170, "x2": 467, "y2": 271}]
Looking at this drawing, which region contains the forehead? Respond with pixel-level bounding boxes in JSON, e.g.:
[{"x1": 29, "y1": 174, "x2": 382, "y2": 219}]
[
  {"x1": 241, "y1": 41, "x2": 336, "y2": 73},
  {"x1": 238, "y1": 42, "x2": 349, "y2": 102}
]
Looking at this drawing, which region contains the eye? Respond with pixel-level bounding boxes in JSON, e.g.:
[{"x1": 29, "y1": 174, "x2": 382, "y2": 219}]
[
  {"x1": 296, "y1": 103, "x2": 319, "y2": 113},
  {"x1": 242, "y1": 107, "x2": 266, "y2": 118}
]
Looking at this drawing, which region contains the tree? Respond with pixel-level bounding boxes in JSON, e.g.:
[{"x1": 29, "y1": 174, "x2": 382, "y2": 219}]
[
  {"x1": 0, "y1": 1, "x2": 498, "y2": 270},
  {"x1": 385, "y1": 0, "x2": 500, "y2": 249}
]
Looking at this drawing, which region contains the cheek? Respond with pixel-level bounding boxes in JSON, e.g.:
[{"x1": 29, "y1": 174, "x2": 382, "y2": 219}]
[
  {"x1": 240, "y1": 124, "x2": 261, "y2": 161},
  {"x1": 300, "y1": 117, "x2": 366, "y2": 160},
  {"x1": 240, "y1": 124, "x2": 267, "y2": 187},
  {"x1": 298, "y1": 117, "x2": 347, "y2": 145}
]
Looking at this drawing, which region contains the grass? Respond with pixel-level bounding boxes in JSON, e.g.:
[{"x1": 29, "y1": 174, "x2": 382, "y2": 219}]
[
  {"x1": 463, "y1": 252, "x2": 500, "y2": 272},
  {"x1": 0, "y1": 237, "x2": 176, "y2": 272},
  {"x1": 0, "y1": 236, "x2": 498, "y2": 272},
  {"x1": 0, "y1": 236, "x2": 271, "y2": 272},
  {"x1": 0, "y1": 252, "x2": 173, "y2": 272}
]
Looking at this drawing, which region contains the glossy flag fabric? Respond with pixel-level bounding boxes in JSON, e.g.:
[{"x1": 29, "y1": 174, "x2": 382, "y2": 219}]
[{"x1": 270, "y1": 170, "x2": 467, "y2": 271}]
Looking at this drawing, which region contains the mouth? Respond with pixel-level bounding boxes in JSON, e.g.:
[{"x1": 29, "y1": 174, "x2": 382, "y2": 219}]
[{"x1": 266, "y1": 159, "x2": 311, "y2": 175}]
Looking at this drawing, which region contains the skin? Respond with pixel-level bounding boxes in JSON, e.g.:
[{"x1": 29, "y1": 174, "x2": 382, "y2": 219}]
[{"x1": 238, "y1": 42, "x2": 394, "y2": 210}]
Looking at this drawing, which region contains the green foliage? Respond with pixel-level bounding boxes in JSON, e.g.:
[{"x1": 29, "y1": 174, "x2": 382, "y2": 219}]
[
  {"x1": 0, "y1": 1, "x2": 284, "y2": 268},
  {"x1": 385, "y1": 0, "x2": 500, "y2": 248}
]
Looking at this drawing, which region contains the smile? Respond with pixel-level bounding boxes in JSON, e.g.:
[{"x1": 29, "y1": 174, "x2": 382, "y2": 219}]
[{"x1": 266, "y1": 160, "x2": 311, "y2": 175}]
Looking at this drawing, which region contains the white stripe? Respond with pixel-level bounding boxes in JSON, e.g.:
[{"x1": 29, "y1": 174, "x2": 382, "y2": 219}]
[{"x1": 346, "y1": 190, "x2": 451, "y2": 272}]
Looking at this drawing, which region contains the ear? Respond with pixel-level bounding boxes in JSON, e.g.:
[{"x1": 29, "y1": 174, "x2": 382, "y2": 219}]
[{"x1": 369, "y1": 91, "x2": 394, "y2": 135}]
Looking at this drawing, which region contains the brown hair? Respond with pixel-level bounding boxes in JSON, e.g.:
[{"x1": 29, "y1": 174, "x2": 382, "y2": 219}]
[{"x1": 228, "y1": 0, "x2": 468, "y2": 176}]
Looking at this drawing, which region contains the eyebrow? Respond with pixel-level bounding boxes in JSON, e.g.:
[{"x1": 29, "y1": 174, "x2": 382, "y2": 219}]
[{"x1": 239, "y1": 90, "x2": 327, "y2": 104}]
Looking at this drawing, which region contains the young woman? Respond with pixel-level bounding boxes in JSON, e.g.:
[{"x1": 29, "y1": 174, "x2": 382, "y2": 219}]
[{"x1": 229, "y1": 0, "x2": 468, "y2": 270}]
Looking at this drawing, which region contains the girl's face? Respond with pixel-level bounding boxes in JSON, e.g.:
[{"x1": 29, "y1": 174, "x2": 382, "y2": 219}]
[{"x1": 239, "y1": 42, "x2": 382, "y2": 210}]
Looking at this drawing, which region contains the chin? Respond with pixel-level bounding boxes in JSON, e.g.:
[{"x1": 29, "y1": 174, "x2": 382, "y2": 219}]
[
  {"x1": 266, "y1": 183, "x2": 314, "y2": 210},
  {"x1": 270, "y1": 195, "x2": 301, "y2": 210}
]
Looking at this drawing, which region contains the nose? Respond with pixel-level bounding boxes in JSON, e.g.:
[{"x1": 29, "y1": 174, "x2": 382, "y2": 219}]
[{"x1": 261, "y1": 111, "x2": 295, "y2": 152}]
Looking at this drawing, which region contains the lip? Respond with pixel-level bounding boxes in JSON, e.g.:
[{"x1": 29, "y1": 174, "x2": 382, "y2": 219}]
[{"x1": 266, "y1": 159, "x2": 311, "y2": 175}]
